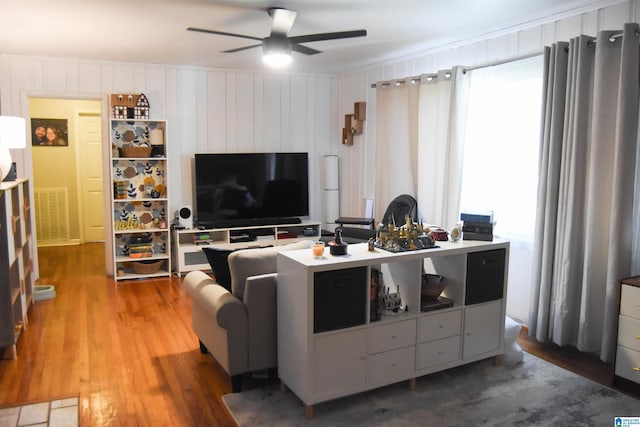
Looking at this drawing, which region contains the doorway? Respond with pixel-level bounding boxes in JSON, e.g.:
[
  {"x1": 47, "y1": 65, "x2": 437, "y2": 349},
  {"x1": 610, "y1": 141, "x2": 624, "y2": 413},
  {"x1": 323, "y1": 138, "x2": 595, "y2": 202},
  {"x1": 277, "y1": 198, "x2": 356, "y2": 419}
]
[{"x1": 29, "y1": 98, "x2": 104, "y2": 247}]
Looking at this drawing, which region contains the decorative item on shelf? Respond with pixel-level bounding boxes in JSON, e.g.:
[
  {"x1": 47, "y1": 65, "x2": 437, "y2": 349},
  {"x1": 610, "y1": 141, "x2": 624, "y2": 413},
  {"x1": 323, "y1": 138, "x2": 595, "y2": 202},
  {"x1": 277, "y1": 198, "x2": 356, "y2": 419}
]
[
  {"x1": 115, "y1": 217, "x2": 141, "y2": 230},
  {"x1": 374, "y1": 214, "x2": 436, "y2": 252},
  {"x1": 132, "y1": 259, "x2": 163, "y2": 275},
  {"x1": 328, "y1": 227, "x2": 347, "y2": 255},
  {"x1": 120, "y1": 145, "x2": 152, "y2": 158},
  {"x1": 113, "y1": 181, "x2": 127, "y2": 199},
  {"x1": 342, "y1": 101, "x2": 366, "y2": 145},
  {"x1": 381, "y1": 284, "x2": 407, "y2": 315},
  {"x1": 461, "y1": 210, "x2": 494, "y2": 241},
  {"x1": 149, "y1": 128, "x2": 165, "y2": 157},
  {"x1": 450, "y1": 221, "x2": 462, "y2": 242},
  {"x1": 110, "y1": 93, "x2": 150, "y2": 119}
]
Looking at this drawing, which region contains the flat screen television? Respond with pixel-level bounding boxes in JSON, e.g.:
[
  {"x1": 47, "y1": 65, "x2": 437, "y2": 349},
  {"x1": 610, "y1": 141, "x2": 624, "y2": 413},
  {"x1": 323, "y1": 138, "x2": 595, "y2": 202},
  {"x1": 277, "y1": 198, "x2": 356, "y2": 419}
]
[{"x1": 194, "y1": 152, "x2": 309, "y2": 228}]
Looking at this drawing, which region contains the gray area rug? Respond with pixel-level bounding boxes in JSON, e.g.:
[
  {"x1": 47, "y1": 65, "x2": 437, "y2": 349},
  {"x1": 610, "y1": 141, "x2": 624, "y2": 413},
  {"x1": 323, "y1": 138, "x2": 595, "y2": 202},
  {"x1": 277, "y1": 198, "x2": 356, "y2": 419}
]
[{"x1": 222, "y1": 352, "x2": 639, "y2": 426}]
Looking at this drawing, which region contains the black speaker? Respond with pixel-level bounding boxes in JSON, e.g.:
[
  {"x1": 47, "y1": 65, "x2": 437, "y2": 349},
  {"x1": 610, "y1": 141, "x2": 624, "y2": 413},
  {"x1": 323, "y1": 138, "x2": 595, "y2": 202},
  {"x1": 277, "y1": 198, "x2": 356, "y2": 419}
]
[{"x1": 178, "y1": 205, "x2": 193, "y2": 229}]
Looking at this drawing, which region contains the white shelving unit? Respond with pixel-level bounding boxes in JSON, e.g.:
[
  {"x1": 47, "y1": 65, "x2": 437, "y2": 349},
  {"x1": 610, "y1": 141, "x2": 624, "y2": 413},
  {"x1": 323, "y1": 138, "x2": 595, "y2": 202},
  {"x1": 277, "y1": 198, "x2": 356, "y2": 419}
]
[
  {"x1": 277, "y1": 239, "x2": 509, "y2": 417},
  {"x1": 0, "y1": 179, "x2": 35, "y2": 359},
  {"x1": 171, "y1": 221, "x2": 321, "y2": 276},
  {"x1": 109, "y1": 119, "x2": 171, "y2": 280}
]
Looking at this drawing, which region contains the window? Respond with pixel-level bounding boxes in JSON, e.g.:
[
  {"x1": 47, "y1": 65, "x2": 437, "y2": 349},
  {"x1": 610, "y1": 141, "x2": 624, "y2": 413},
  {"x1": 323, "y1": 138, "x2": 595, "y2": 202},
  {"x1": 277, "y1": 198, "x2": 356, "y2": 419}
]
[{"x1": 459, "y1": 55, "x2": 544, "y2": 322}]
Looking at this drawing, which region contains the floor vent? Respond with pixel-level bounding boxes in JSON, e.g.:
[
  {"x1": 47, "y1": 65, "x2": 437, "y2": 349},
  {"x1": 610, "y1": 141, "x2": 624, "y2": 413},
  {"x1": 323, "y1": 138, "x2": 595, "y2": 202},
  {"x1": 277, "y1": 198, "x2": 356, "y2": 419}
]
[{"x1": 34, "y1": 188, "x2": 70, "y2": 243}]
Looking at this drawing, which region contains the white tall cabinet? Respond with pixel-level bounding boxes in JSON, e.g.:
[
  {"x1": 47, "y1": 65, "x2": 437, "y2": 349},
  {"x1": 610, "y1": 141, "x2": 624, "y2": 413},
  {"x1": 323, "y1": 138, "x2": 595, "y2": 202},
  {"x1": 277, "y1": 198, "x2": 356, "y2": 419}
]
[
  {"x1": 109, "y1": 119, "x2": 171, "y2": 280},
  {"x1": 277, "y1": 239, "x2": 509, "y2": 416}
]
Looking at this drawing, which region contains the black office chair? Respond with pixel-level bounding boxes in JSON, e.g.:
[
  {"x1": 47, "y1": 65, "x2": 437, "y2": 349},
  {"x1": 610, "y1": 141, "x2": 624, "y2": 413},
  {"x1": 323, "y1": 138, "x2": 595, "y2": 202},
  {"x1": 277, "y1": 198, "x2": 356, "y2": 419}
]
[{"x1": 330, "y1": 194, "x2": 418, "y2": 243}]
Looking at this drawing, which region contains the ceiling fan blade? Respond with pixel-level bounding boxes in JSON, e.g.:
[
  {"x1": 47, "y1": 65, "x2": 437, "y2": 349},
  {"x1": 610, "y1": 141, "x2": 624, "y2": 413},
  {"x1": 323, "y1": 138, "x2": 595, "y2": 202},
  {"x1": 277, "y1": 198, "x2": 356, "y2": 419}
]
[
  {"x1": 187, "y1": 27, "x2": 263, "y2": 42},
  {"x1": 222, "y1": 43, "x2": 263, "y2": 53},
  {"x1": 289, "y1": 30, "x2": 367, "y2": 44},
  {"x1": 291, "y1": 44, "x2": 322, "y2": 55},
  {"x1": 269, "y1": 8, "x2": 297, "y2": 35}
]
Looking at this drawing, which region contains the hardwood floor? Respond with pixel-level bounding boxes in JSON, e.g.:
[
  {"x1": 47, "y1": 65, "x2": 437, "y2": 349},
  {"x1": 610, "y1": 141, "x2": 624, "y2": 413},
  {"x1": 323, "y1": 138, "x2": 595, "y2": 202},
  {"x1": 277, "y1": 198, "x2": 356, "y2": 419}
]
[
  {"x1": 0, "y1": 243, "x2": 636, "y2": 425},
  {"x1": 0, "y1": 243, "x2": 240, "y2": 426}
]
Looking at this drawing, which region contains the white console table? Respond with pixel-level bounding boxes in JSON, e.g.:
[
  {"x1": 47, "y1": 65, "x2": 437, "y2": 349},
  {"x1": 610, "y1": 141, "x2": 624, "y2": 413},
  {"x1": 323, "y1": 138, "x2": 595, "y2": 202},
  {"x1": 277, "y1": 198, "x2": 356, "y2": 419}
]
[{"x1": 277, "y1": 239, "x2": 509, "y2": 417}]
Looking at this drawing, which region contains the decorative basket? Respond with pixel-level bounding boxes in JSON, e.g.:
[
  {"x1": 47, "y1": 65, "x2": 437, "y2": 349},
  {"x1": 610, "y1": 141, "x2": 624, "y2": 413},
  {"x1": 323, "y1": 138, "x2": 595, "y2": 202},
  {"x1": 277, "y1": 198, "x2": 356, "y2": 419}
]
[
  {"x1": 120, "y1": 146, "x2": 152, "y2": 158},
  {"x1": 132, "y1": 260, "x2": 163, "y2": 275}
]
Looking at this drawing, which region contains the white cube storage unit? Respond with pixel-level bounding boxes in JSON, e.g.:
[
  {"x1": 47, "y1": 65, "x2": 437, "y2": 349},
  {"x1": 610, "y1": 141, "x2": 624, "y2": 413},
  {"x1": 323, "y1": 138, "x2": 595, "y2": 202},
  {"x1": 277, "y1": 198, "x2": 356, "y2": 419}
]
[{"x1": 277, "y1": 239, "x2": 509, "y2": 416}]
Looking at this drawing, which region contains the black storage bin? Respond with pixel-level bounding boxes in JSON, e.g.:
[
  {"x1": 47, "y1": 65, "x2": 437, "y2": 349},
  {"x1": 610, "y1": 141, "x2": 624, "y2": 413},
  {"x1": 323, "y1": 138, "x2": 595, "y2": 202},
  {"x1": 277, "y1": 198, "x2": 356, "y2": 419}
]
[
  {"x1": 465, "y1": 248, "x2": 506, "y2": 305},
  {"x1": 314, "y1": 266, "x2": 367, "y2": 333}
]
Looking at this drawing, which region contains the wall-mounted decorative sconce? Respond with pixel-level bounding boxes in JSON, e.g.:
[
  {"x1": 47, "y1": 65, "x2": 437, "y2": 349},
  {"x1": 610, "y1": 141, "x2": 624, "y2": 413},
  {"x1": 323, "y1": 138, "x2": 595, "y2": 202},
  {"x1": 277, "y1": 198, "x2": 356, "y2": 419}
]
[{"x1": 342, "y1": 102, "x2": 366, "y2": 145}]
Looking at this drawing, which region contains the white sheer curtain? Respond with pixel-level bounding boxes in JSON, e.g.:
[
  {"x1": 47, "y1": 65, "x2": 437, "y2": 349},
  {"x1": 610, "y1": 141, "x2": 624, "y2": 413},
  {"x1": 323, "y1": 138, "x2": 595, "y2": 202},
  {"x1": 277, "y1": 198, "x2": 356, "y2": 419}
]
[
  {"x1": 529, "y1": 23, "x2": 640, "y2": 362},
  {"x1": 418, "y1": 68, "x2": 468, "y2": 228},
  {"x1": 459, "y1": 56, "x2": 544, "y2": 323},
  {"x1": 374, "y1": 79, "x2": 419, "y2": 222}
]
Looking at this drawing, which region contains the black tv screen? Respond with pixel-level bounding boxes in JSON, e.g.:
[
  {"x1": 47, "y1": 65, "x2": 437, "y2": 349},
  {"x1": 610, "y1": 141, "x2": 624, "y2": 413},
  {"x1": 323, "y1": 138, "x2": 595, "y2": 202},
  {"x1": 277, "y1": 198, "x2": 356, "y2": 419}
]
[{"x1": 194, "y1": 152, "x2": 309, "y2": 227}]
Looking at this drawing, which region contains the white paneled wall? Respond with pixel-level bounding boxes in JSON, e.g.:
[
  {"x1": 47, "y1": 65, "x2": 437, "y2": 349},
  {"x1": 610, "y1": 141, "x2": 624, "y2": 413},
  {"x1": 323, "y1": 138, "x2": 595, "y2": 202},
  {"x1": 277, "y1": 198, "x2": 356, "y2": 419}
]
[
  {"x1": 0, "y1": 59, "x2": 339, "y2": 225},
  {"x1": 335, "y1": 0, "x2": 639, "y2": 218}
]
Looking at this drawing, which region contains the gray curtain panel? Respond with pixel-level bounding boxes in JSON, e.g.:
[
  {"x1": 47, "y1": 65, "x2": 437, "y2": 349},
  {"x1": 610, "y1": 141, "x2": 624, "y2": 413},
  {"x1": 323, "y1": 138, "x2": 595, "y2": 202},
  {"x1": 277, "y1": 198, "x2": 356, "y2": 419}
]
[{"x1": 529, "y1": 23, "x2": 639, "y2": 362}]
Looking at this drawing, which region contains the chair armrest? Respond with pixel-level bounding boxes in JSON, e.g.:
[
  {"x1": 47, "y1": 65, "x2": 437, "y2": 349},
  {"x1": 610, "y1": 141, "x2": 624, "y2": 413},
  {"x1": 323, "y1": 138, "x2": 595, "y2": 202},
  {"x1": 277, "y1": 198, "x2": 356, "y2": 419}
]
[
  {"x1": 184, "y1": 270, "x2": 247, "y2": 330},
  {"x1": 243, "y1": 273, "x2": 278, "y2": 370}
]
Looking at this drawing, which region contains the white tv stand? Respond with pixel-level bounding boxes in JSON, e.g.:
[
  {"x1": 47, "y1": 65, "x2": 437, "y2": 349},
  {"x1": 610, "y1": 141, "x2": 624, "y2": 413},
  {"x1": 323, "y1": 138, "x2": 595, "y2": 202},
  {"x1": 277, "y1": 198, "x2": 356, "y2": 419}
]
[
  {"x1": 277, "y1": 239, "x2": 509, "y2": 418},
  {"x1": 171, "y1": 220, "x2": 321, "y2": 276}
]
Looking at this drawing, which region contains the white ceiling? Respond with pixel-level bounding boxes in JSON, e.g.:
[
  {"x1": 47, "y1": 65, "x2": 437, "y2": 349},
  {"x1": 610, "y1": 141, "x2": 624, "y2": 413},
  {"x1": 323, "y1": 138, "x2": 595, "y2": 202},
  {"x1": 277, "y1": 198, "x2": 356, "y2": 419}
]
[{"x1": 0, "y1": 0, "x2": 617, "y2": 74}]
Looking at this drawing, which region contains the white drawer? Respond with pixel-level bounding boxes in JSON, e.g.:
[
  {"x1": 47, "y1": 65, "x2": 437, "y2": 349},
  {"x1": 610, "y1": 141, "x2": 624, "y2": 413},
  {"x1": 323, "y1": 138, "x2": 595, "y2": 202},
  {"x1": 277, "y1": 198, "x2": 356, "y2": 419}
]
[
  {"x1": 417, "y1": 335, "x2": 461, "y2": 369},
  {"x1": 368, "y1": 319, "x2": 416, "y2": 354},
  {"x1": 418, "y1": 310, "x2": 462, "y2": 343},
  {"x1": 617, "y1": 315, "x2": 640, "y2": 351},
  {"x1": 367, "y1": 346, "x2": 416, "y2": 383},
  {"x1": 615, "y1": 345, "x2": 640, "y2": 384},
  {"x1": 620, "y1": 285, "x2": 640, "y2": 319}
]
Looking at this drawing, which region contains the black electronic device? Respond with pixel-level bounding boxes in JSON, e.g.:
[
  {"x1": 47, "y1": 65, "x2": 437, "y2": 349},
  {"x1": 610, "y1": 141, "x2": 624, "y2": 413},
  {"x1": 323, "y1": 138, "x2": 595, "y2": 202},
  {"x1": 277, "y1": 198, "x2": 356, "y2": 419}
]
[{"x1": 194, "y1": 152, "x2": 309, "y2": 228}]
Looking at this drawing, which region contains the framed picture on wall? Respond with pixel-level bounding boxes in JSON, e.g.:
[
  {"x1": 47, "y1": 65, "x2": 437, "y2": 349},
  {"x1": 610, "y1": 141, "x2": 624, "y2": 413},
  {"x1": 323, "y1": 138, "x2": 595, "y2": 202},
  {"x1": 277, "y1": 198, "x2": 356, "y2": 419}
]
[{"x1": 31, "y1": 118, "x2": 68, "y2": 146}]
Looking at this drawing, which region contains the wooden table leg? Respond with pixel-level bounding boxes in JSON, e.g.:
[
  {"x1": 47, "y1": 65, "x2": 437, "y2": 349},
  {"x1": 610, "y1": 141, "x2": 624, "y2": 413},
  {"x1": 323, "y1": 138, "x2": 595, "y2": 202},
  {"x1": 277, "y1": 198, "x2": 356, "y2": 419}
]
[
  {"x1": 409, "y1": 378, "x2": 416, "y2": 391},
  {"x1": 493, "y1": 355, "x2": 501, "y2": 366},
  {"x1": 305, "y1": 405, "x2": 314, "y2": 419}
]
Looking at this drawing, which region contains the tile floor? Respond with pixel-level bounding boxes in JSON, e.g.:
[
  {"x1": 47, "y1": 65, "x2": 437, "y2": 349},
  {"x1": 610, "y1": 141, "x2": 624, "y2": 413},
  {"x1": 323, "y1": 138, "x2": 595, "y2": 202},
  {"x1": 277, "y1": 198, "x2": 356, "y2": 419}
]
[{"x1": 0, "y1": 398, "x2": 78, "y2": 427}]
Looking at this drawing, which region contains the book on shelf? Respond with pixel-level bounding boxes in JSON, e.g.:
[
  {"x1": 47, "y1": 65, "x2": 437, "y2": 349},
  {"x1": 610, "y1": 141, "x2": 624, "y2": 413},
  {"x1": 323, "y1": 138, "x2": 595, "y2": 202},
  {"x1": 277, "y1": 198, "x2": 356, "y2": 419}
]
[
  {"x1": 462, "y1": 221, "x2": 493, "y2": 234},
  {"x1": 129, "y1": 252, "x2": 152, "y2": 258},
  {"x1": 462, "y1": 231, "x2": 493, "y2": 241},
  {"x1": 460, "y1": 210, "x2": 494, "y2": 224}
]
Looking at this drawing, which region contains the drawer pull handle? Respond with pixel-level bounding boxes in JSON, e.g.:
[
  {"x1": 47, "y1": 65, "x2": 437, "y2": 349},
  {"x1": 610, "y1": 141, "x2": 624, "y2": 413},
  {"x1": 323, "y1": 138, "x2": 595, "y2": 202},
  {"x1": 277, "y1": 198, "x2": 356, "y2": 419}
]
[{"x1": 633, "y1": 367, "x2": 640, "y2": 372}]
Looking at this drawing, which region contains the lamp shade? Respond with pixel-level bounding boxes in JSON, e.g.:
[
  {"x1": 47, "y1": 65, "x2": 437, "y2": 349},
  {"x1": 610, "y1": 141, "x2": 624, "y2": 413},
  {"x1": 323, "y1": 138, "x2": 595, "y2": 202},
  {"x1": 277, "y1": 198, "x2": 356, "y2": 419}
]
[
  {"x1": 0, "y1": 116, "x2": 27, "y2": 149},
  {"x1": 262, "y1": 37, "x2": 292, "y2": 67}
]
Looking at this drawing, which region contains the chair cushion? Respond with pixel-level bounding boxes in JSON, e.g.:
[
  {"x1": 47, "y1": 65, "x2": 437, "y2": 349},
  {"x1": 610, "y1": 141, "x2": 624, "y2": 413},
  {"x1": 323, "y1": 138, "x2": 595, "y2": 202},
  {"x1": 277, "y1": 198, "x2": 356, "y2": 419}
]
[{"x1": 201, "y1": 247, "x2": 234, "y2": 291}]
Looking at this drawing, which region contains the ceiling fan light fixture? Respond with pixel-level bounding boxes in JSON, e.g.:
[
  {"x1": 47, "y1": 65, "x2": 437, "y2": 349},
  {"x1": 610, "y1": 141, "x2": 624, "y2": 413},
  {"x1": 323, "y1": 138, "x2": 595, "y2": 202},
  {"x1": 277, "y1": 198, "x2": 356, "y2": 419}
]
[{"x1": 262, "y1": 37, "x2": 292, "y2": 67}]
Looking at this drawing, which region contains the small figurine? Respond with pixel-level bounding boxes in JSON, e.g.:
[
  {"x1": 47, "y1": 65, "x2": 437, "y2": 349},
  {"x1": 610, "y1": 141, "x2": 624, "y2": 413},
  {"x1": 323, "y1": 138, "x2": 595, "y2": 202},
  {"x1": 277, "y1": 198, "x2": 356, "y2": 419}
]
[{"x1": 329, "y1": 226, "x2": 348, "y2": 255}]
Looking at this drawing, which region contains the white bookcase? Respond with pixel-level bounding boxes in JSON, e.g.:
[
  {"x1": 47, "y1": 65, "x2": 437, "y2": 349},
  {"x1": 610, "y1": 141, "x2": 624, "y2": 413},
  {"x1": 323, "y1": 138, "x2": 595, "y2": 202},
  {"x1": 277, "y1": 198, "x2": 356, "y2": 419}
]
[
  {"x1": 171, "y1": 221, "x2": 321, "y2": 276},
  {"x1": 0, "y1": 179, "x2": 35, "y2": 358},
  {"x1": 109, "y1": 119, "x2": 171, "y2": 280}
]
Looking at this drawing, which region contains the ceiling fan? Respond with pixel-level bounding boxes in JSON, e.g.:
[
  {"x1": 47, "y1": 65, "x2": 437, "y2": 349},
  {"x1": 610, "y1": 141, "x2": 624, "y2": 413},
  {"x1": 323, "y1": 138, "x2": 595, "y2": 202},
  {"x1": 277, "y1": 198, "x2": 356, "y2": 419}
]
[{"x1": 187, "y1": 7, "x2": 367, "y2": 66}]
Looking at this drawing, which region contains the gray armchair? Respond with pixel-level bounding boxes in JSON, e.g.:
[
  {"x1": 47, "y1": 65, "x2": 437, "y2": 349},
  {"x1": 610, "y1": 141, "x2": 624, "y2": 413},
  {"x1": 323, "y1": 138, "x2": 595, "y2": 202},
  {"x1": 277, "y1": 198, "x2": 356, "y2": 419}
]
[{"x1": 184, "y1": 240, "x2": 313, "y2": 392}]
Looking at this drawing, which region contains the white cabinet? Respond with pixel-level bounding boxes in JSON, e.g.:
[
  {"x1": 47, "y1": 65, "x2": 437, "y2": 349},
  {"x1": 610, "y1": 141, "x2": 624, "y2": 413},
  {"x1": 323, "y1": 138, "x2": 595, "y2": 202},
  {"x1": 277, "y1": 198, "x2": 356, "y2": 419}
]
[
  {"x1": 614, "y1": 281, "x2": 640, "y2": 388},
  {"x1": 109, "y1": 119, "x2": 171, "y2": 280},
  {"x1": 0, "y1": 179, "x2": 35, "y2": 359},
  {"x1": 277, "y1": 240, "x2": 509, "y2": 413},
  {"x1": 171, "y1": 222, "x2": 320, "y2": 276},
  {"x1": 463, "y1": 300, "x2": 503, "y2": 360},
  {"x1": 314, "y1": 329, "x2": 366, "y2": 398}
]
